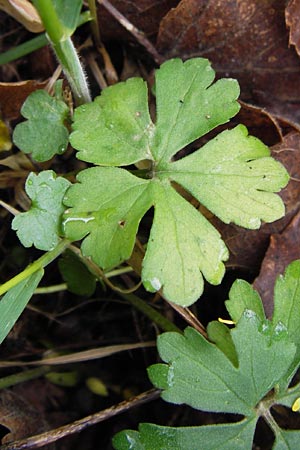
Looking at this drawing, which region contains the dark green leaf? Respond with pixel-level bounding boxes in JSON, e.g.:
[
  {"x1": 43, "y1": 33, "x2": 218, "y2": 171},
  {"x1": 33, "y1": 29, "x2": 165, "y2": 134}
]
[
  {"x1": 148, "y1": 313, "x2": 295, "y2": 415},
  {"x1": 58, "y1": 249, "x2": 96, "y2": 296},
  {"x1": 113, "y1": 419, "x2": 257, "y2": 450}
]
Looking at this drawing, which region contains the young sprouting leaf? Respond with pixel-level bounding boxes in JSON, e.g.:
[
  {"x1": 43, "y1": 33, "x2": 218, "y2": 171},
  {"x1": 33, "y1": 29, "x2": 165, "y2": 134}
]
[
  {"x1": 13, "y1": 89, "x2": 70, "y2": 162},
  {"x1": 113, "y1": 418, "x2": 257, "y2": 450},
  {"x1": 64, "y1": 58, "x2": 289, "y2": 306},
  {"x1": 52, "y1": 0, "x2": 83, "y2": 37},
  {"x1": 58, "y1": 249, "x2": 96, "y2": 296},
  {"x1": 0, "y1": 269, "x2": 44, "y2": 345},
  {"x1": 225, "y1": 279, "x2": 266, "y2": 323},
  {"x1": 206, "y1": 320, "x2": 238, "y2": 367},
  {"x1": 147, "y1": 313, "x2": 295, "y2": 416},
  {"x1": 12, "y1": 171, "x2": 71, "y2": 251}
]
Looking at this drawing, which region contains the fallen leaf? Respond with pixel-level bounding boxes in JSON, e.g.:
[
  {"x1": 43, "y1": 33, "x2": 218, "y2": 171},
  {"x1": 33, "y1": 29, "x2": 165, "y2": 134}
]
[
  {"x1": 286, "y1": 0, "x2": 300, "y2": 56},
  {"x1": 0, "y1": 388, "x2": 54, "y2": 448},
  {"x1": 0, "y1": 0, "x2": 44, "y2": 33},
  {"x1": 157, "y1": 0, "x2": 300, "y2": 124},
  {"x1": 0, "y1": 80, "x2": 47, "y2": 121},
  {"x1": 98, "y1": 0, "x2": 180, "y2": 41}
]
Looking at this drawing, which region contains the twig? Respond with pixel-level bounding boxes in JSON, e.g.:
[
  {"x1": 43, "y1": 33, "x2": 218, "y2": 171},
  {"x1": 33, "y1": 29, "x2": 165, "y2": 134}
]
[
  {"x1": 0, "y1": 389, "x2": 160, "y2": 449},
  {"x1": 97, "y1": 0, "x2": 164, "y2": 65}
]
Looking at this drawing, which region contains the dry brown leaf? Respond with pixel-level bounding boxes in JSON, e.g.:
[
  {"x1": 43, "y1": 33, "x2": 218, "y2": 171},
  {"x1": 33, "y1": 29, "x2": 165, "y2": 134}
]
[
  {"x1": 0, "y1": 80, "x2": 47, "y2": 121},
  {"x1": 157, "y1": 0, "x2": 300, "y2": 124},
  {"x1": 98, "y1": 0, "x2": 180, "y2": 41},
  {"x1": 0, "y1": 389, "x2": 54, "y2": 448},
  {"x1": 0, "y1": 0, "x2": 44, "y2": 33},
  {"x1": 286, "y1": 0, "x2": 300, "y2": 56}
]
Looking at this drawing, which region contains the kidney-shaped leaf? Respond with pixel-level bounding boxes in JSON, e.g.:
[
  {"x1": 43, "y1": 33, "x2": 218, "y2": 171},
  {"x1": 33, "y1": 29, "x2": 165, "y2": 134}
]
[
  {"x1": 13, "y1": 89, "x2": 70, "y2": 162},
  {"x1": 65, "y1": 57, "x2": 289, "y2": 306},
  {"x1": 12, "y1": 171, "x2": 71, "y2": 251}
]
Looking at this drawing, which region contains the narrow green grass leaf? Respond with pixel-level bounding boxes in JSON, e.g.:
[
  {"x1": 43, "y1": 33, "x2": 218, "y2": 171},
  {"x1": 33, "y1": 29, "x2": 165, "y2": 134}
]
[{"x1": 0, "y1": 270, "x2": 44, "y2": 345}]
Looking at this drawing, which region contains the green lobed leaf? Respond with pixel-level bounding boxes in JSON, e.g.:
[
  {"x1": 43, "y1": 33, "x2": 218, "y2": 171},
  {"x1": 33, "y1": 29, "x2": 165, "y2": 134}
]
[
  {"x1": 0, "y1": 270, "x2": 44, "y2": 345},
  {"x1": 168, "y1": 125, "x2": 288, "y2": 228},
  {"x1": 273, "y1": 429, "x2": 300, "y2": 450},
  {"x1": 63, "y1": 167, "x2": 152, "y2": 269},
  {"x1": 12, "y1": 171, "x2": 71, "y2": 251},
  {"x1": 272, "y1": 260, "x2": 300, "y2": 350},
  {"x1": 225, "y1": 278, "x2": 266, "y2": 323},
  {"x1": 141, "y1": 180, "x2": 228, "y2": 306},
  {"x1": 112, "y1": 418, "x2": 257, "y2": 450},
  {"x1": 70, "y1": 78, "x2": 154, "y2": 166},
  {"x1": 148, "y1": 312, "x2": 295, "y2": 416},
  {"x1": 152, "y1": 58, "x2": 240, "y2": 163},
  {"x1": 58, "y1": 249, "x2": 96, "y2": 296},
  {"x1": 272, "y1": 260, "x2": 300, "y2": 387},
  {"x1": 13, "y1": 89, "x2": 70, "y2": 162},
  {"x1": 65, "y1": 57, "x2": 289, "y2": 306}
]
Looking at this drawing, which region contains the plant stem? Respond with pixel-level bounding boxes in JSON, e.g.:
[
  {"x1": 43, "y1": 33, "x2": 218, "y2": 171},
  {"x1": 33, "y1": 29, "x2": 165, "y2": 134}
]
[
  {"x1": 0, "y1": 11, "x2": 91, "y2": 66},
  {"x1": 68, "y1": 245, "x2": 180, "y2": 333},
  {"x1": 33, "y1": 0, "x2": 91, "y2": 105},
  {"x1": 88, "y1": 0, "x2": 101, "y2": 47},
  {"x1": 0, "y1": 239, "x2": 70, "y2": 297},
  {"x1": 34, "y1": 283, "x2": 68, "y2": 294},
  {"x1": 114, "y1": 292, "x2": 181, "y2": 333},
  {"x1": 53, "y1": 37, "x2": 91, "y2": 105}
]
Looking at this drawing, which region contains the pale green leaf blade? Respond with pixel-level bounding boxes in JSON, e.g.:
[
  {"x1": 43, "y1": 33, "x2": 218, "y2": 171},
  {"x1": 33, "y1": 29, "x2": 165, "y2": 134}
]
[
  {"x1": 153, "y1": 58, "x2": 240, "y2": 163},
  {"x1": 272, "y1": 260, "x2": 300, "y2": 387},
  {"x1": 63, "y1": 167, "x2": 152, "y2": 269},
  {"x1": 168, "y1": 125, "x2": 289, "y2": 228},
  {"x1": 0, "y1": 270, "x2": 44, "y2": 345},
  {"x1": 53, "y1": 0, "x2": 82, "y2": 36},
  {"x1": 13, "y1": 90, "x2": 70, "y2": 162},
  {"x1": 113, "y1": 418, "x2": 257, "y2": 450},
  {"x1": 272, "y1": 260, "x2": 300, "y2": 349},
  {"x1": 207, "y1": 320, "x2": 238, "y2": 367},
  {"x1": 12, "y1": 171, "x2": 71, "y2": 251},
  {"x1": 273, "y1": 429, "x2": 300, "y2": 450},
  {"x1": 225, "y1": 279, "x2": 265, "y2": 323},
  {"x1": 148, "y1": 313, "x2": 295, "y2": 415},
  {"x1": 70, "y1": 78, "x2": 154, "y2": 166},
  {"x1": 142, "y1": 181, "x2": 228, "y2": 306}
]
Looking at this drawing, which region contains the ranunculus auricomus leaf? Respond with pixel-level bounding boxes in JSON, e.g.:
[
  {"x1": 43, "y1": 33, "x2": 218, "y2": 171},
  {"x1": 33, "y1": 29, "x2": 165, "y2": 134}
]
[{"x1": 64, "y1": 57, "x2": 289, "y2": 306}]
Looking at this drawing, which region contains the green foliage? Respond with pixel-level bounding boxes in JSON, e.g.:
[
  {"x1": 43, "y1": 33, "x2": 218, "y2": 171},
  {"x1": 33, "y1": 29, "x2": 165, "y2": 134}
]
[
  {"x1": 113, "y1": 260, "x2": 300, "y2": 450},
  {"x1": 52, "y1": 0, "x2": 83, "y2": 37},
  {"x1": 12, "y1": 171, "x2": 71, "y2": 251},
  {"x1": 63, "y1": 58, "x2": 288, "y2": 306},
  {"x1": 58, "y1": 249, "x2": 96, "y2": 296},
  {"x1": 0, "y1": 270, "x2": 44, "y2": 345},
  {"x1": 13, "y1": 89, "x2": 70, "y2": 162}
]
